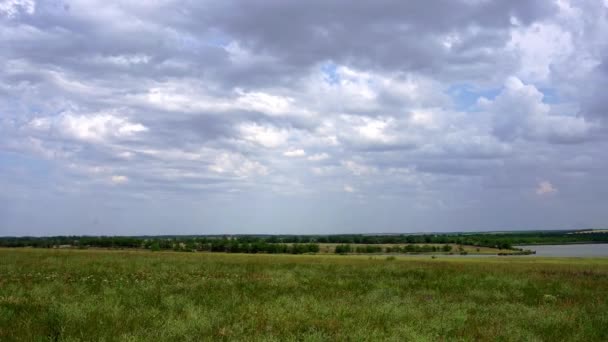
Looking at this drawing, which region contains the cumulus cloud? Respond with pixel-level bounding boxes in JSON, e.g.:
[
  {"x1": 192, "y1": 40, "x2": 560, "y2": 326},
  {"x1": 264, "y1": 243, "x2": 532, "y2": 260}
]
[
  {"x1": 483, "y1": 77, "x2": 594, "y2": 143},
  {"x1": 2, "y1": 0, "x2": 608, "y2": 235}
]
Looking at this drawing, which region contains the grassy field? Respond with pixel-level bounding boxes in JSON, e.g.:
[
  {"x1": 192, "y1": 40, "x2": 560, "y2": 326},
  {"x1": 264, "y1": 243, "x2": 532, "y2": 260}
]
[{"x1": 0, "y1": 249, "x2": 607, "y2": 341}]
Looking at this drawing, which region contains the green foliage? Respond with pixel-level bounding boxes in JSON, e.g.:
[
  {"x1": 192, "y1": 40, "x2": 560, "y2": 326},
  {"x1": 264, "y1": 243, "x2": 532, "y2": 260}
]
[
  {"x1": 0, "y1": 237, "x2": 322, "y2": 255},
  {"x1": 386, "y1": 244, "x2": 445, "y2": 254},
  {"x1": 1, "y1": 230, "x2": 607, "y2": 255},
  {"x1": 334, "y1": 244, "x2": 352, "y2": 254}
]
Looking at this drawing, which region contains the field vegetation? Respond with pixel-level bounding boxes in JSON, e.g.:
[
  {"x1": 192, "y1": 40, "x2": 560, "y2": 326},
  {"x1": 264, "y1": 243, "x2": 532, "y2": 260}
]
[{"x1": 0, "y1": 249, "x2": 607, "y2": 341}]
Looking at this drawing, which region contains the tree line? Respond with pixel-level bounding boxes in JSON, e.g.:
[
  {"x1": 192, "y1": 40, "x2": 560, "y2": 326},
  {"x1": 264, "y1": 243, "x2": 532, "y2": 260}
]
[
  {"x1": 334, "y1": 244, "x2": 453, "y2": 254},
  {"x1": 0, "y1": 230, "x2": 606, "y2": 252},
  {"x1": 0, "y1": 236, "x2": 321, "y2": 254}
]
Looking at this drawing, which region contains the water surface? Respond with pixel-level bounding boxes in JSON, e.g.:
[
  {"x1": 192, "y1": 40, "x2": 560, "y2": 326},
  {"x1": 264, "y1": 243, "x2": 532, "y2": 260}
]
[{"x1": 515, "y1": 244, "x2": 608, "y2": 257}]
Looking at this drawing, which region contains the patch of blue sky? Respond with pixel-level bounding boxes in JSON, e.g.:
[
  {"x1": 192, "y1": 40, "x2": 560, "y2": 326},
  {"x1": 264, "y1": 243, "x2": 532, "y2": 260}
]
[
  {"x1": 202, "y1": 29, "x2": 232, "y2": 48},
  {"x1": 320, "y1": 60, "x2": 339, "y2": 85},
  {"x1": 447, "y1": 84, "x2": 500, "y2": 110},
  {"x1": 537, "y1": 87, "x2": 559, "y2": 104},
  {"x1": 172, "y1": 29, "x2": 231, "y2": 53},
  {"x1": 448, "y1": 84, "x2": 561, "y2": 110}
]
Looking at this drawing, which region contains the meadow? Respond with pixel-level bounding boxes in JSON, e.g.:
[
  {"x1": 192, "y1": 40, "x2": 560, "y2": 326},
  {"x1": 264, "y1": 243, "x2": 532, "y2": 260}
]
[{"x1": 0, "y1": 249, "x2": 607, "y2": 341}]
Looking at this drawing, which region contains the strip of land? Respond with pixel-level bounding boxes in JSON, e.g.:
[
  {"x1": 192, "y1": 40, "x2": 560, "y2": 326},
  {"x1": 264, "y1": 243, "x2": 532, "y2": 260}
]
[{"x1": 3, "y1": 229, "x2": 606, "y2": 255}]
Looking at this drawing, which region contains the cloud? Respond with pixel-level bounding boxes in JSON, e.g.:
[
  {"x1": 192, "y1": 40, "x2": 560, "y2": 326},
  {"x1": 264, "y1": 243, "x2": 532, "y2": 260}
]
[
  {"x1": 307, "y1": 153, "x2": 329, "y2": 161},
  {"x1": 0, "y1": 0, "x2": 35, "y2": 18},
  {"x1": 283, "y1": 149, "x2": 306, "y2": 157},
  {"x1": 111, "y1": 175, "x2": 129, "y2": 185},
  {"x1": 342, "y1": 160, "x2": 377, "y2": 176},
  {"x1": 483, "y1": 77, "x2": 594, "y2": 143},
  {"x1": 343, "y1": 185, "x2": 355, "y2": 193},
  {"x1": 508, "y1": 22, "x2": 573, "y2": 82},
  {"x1": 2, "y1": 0, "x2": 608, "y2": 235},
  {"x1": 236, "y1": 90, "x2": 294, "y2": 116},
  {"x1": 209, "y1": 152, "x2": 268, "y2": 178},
  {"x1": 27, "y1": 111, "x2": 148, "y2": 143},
  {"x1": 536, "y1": 181, "x2": 557, "y2": 196},
  {"x1": 238, "y1": 122, "x2": 289, "y2": 148}
]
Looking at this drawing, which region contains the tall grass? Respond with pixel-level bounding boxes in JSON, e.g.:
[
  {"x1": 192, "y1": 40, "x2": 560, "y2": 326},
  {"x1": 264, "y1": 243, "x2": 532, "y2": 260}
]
[{"x1": 0, "y1": 249, "x2": 607, "y2": 341}]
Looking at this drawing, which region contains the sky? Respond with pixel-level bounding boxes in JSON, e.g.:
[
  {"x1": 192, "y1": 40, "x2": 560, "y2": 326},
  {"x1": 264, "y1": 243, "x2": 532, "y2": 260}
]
[{"x1": 1, "y1": 0, "x2": 608, "y2": 236}]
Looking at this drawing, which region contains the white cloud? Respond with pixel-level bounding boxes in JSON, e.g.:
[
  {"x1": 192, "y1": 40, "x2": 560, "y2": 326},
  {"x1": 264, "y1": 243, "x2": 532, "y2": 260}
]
[
  {"x1": 536, "y1": 181, "x2": 557, "y2": 196},
  {"x1": 4, "y1": 0, "x2": 608, "y2": 234},
  {"x1": 236, "y1": 90, "x2": 294, "y2": 116},
  {"x1": 224, "y1": 41, "x2": 277, "y2": 66},
  {"x1": 28, "y1": 111, "x2": 148, "y2": 143},
  {"x1": 117, "y1": 151, "x2": 134, "y2": 159},
  {"x1": 310, "y1": 166, "x2": 335, "y2": 176},
  {"x1": 137, "y1": 148, "x2": 203, "y2": 161},
  {"x1": 307, "y1": 64, "x2": 447, "y2": 114},
  {"x1": 94, "y1": 54, "x2": 151, "y2": 66},
  {"x1": 283, "y1": 149, "x2": 306, "y2": 157},
  {"x1": 509, "y1": 23, "x2": 573, "y2": 82},
  {"x1": 139, "y1": 82, "x2": 232, "y2": 113},
  {"x1": 483, "y1": 77, "x2": 594, "y2": 143},
  {"x1": 27, "y1": 117, "x2": 52, "y2": 131},
  {"x1": 409, "y1": 109, "x2": 438, "y2": 129},
  {"x1": 136, "y1": 83, "x2": 311, "y2": 117},
  {"x1": 337, "y1": 115, "x2": 408, "y2": 148},
  {"x1": 307, "y1": 153, "x2": 329, "y2": 161},
  {"x1": 61, "y1": 114, "x2": 147, "y2": 142},
  {"x1": 238, "y1": 122, "x2": 289, "y2": 148},
  {"x1": 0, "y1": 0, "x2": 35, "y2": 18},
  {"x1": 356, "y1": 117, "x2": 395, "y2": 144},
  {"x1": 111, "y1": 175, "x2": 129, "y2": 184},
  {"x1": 209, "y1": 152, "x2": 268, "y2": 178},
  {"x1": 342, "y1": 160, "x2": 377, "y2": 176}
]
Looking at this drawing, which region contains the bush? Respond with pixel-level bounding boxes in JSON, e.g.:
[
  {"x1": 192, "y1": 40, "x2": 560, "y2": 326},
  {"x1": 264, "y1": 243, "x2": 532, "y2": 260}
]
[{"x1": 335, "y1": 244, "x2": 352, "y2": 254}]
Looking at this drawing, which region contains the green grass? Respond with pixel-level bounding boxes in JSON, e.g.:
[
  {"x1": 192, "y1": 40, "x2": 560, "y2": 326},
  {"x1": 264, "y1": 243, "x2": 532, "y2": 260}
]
[{"x1": 1, "y1": 249, "x2": 607, "y2": 341}]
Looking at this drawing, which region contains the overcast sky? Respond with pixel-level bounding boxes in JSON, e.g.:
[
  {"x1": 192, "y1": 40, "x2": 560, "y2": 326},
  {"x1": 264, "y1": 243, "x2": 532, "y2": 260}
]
[{"x1": 1, "y1": 0, "x2": 608, "y2": 236}]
